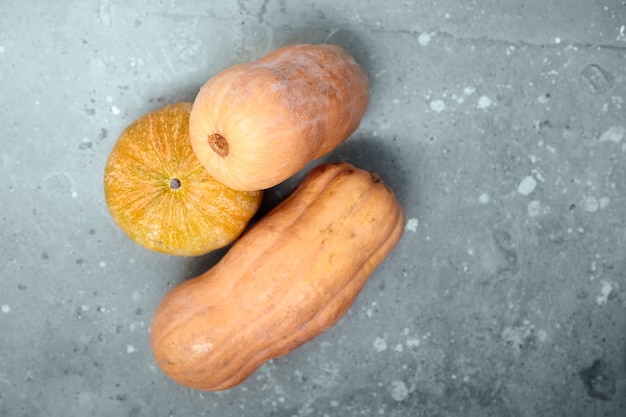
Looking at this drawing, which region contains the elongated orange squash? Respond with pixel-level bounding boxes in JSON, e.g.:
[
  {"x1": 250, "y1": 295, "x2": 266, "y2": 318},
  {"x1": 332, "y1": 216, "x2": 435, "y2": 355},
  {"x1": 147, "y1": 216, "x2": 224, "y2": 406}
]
[
  {"x1": 150, "y1": 162, "x2": 405, "y2": 391},
  {"x1": 189, "y1": 44, "x2": 370, "y2": 191}
]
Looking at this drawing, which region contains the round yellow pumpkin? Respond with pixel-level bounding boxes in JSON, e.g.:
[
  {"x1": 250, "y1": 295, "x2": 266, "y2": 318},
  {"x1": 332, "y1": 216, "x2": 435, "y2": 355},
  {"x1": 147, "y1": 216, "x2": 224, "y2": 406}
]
[{"x1": 103, "y1": 102, "x2": 263, "y2": 256}]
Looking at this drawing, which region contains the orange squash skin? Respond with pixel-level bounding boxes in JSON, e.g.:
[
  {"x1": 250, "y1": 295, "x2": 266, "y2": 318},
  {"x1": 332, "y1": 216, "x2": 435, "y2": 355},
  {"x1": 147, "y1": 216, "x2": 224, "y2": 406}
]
[
  {"x1": 189, "y1": 44, "x2": 371, "y2": 191},
  {"x1": 150, "y1": 162, "x2": 405, "y2": 391},
  {"x1": 103, "y1": 103, "x2": 263, "y2": 256}
]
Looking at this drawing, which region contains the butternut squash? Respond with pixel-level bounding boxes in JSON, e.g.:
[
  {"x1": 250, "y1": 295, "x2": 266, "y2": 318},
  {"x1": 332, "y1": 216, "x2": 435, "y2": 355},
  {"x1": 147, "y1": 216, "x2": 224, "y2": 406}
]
[
  {"x1": 150, "y1": 162, "x2": 405, "y2": 391},
  {"x1": 189, "y1": 44, "x2": 370, "y2": 191}
]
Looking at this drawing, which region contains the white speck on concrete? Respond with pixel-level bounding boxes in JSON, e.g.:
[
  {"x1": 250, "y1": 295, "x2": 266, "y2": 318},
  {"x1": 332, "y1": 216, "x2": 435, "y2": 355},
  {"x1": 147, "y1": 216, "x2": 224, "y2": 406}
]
[
  {"x1": 430, "y1": 99, "x2": 446, "y2": 112},
  {"x1": 406, "y1": 337, "x2": 420, "y2": 347},
  {"x1": 502, "y1": 320, "x2": 535, "y2": 349},
  {"x1": 111, "y1": 105, "x2": 120, "y2": 115},
  {"x1": 330, "y1": 400, "x2": 339, "y2": 407},
  {"x1": 406, "y1": 218, "x2": 418, "y2": 232},
  {"x1": 555, "y1": 37, "x2": 561, "y2": 44},
  {"x1": 0, "y1": 46, "x2": 5, "y2": 54},
  {"x1": 599, "y1": 125, "x2": 625, "y2": 143},
  {"x1": 531, "y1": 168, "x2": 545, "y2": 183},
  {"x1": 479, "y1": 192, "x2": 490, "y2": 204},
  {"x1": 599, "y1": 197, "x2": 610, "y2": 208},
  {"x1": 477, "y1": 95, "x2": 492, "y2": 109},
  {"x1": 596, "y1": 281, "x2": 614, "y2": 306},
  {"x1": 463, "y1": 86, "x2": 476, "y2": 95},
  {"x1": 537, "y1": 329, "x2": 548, "y2": 342},
  {"x1": 517, "y1": 175, "x2": 537, "y2": 196},
  {"x1": 373, "y1": 337, "x2": 387, "y2": 352},
  {"x1": 1, "y1": 305, "x2": 10, "y2": 313},
  {"x1": 126, "y1": 345, "x2": 135, "y2": 354},
  {"x1": 527, "y1": 200, "x2": 542, "y2": 217},
  {"x1": 99, "y1": 261, "x2": 107, "y2": 268},
  {"x1": 394, "y1": 344, "x2": 404, "y2": 352},
  {"x1": 583, "y1": 196, "x2": 599, "y2": 212},
  {"x1": 618, "y1": 25, "x2": 626, "y2": 41},
  {"x1": 390, "y1": 380, "x2": 409, "y2": 401},
  {"x1": 418, "y1": 32, "x2": 433, "y2": 46},
  {"x1": 71, "y1": 191, "x2": 78, "y2": 198}
]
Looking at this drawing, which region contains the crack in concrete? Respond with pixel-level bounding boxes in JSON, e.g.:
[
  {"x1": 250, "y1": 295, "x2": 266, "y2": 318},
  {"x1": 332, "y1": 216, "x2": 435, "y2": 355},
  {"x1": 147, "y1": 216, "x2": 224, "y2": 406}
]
[
  {"x1": 257, "y1": 0, "x2": 271, "y2": 24},
  {"x1": 237, "y1": 0, "x2": 273, "y2": 25},
  {"x1": 145, "y1": 11, "x2": 231, "y2": 22},
  {"x1": 97, "y1": 0, "x2": 111, "y2": 31},
  {"x1": 359, "y1": 21, "x2": 626, "y2": 52}
]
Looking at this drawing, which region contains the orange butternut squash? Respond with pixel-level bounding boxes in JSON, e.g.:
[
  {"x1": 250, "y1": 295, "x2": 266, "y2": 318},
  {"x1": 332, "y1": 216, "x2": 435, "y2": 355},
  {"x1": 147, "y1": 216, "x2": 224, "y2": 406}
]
[
  {"x1": 150, "y1": 162, "x2": 405, "y2": 391},
  {"x1": 103, "y1": 103, "x2": 263, "y2": 256},
  {"x1": 189, "y1": 44, "x2": 370, "y2": 191}
]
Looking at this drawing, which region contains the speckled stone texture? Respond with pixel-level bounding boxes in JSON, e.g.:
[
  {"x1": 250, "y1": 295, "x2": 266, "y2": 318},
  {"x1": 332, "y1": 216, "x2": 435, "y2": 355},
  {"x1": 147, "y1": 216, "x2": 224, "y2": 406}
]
[{"x1": 1, "y1": 1, "x2": 625, "y2": 416}]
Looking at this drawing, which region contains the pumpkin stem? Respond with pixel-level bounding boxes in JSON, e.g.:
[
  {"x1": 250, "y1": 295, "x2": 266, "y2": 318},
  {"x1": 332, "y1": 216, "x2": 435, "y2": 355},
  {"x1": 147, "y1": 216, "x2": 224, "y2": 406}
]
[
  {"x1": 209, "y1": 133, "x2": 229, "y2": 157},
  {"x1": 170, "y1": 178, "x2": 182, "y2": 190}
]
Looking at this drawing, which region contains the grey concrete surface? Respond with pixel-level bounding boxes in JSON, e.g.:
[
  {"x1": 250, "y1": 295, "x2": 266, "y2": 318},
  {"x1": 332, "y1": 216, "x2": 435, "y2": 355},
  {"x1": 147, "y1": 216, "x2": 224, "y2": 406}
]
[{"x1": 1, "y1": 0, "x2": 625, "y2": 416}]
